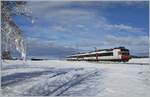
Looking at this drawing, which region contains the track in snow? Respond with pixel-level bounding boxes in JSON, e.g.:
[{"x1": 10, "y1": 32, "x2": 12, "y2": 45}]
[
  {"x1": 2, "y1": 65, "x2": 102, "y2": 96},
  {"x1": 23, "y1": 68, "x2": 100, "y2": 96},
  {"x1": 46, "y1": 70, "x2": 98, "y2": 96}
]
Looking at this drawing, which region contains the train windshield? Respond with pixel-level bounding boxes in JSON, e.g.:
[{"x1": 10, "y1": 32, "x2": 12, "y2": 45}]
[
  {"x1": 119, "y1": 51, "x2": 129, "y2": 55},
  {"x1": 119, "y1": 48, "x2": 129, "y2": 55}
]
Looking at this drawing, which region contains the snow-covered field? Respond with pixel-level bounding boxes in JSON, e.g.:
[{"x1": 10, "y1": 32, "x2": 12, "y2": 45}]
[{"x1": 1, "y1": 58, "x2": 150, "y2": 97}]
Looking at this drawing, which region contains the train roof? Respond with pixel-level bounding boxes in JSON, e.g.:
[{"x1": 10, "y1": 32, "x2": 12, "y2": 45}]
[
  {"x1": 68, "y1": 50, "x2": 112, "y2": 57},
  {"x1": 96, "y1": 47, "x2": 127, "y2": 51}
]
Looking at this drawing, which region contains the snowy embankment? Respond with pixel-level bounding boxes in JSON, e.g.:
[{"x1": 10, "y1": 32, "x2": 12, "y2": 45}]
[
  {"x1": 1, "y1": 58, "x2": 150, "y2": 97},
  {"x1": 128, "y1": 58, "x2": 150, "y2": 64}
]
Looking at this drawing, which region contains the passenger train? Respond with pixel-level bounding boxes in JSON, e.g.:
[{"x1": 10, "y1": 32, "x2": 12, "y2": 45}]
[{"x1": 66, "y1": 47, "x2": 131, "y2": 62}]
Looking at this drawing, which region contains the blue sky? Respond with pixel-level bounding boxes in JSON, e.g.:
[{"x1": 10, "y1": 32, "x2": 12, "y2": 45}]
[{"x1": 12, "y1": 1, "x2": 149, "y2": 59}]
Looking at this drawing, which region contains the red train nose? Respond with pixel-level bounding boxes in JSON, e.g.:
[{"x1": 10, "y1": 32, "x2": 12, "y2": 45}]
[{"x1": 121, "y1": 55, "x2": 129, "y2": 62}]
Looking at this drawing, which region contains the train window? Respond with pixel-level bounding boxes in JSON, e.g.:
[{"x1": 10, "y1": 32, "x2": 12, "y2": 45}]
[
  {"x1": 84, "y1": 54, "x2": 96, "y2": 57},
  {"x1": 68, "y1": 52, "x2": 114, "y2": 58},
  {"x1": 123, "y1": 53, "x2": 129, "y2": 55},
  {"x1": 98, "y1": 52, "x2": 113, "y2": 56}
]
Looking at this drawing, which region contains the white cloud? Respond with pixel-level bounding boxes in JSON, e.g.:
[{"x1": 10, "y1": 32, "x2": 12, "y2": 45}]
[
  {"x1": 52, "y1": 26, "x2": 67, "y2": 32},
  {"x1": 25, "y1": 37, "x2": 77, "y2": 58},
  {"x1": 25, "y1": 37, "x2": 55, "y2": 47},
  {"x1": 103, "y1": 24, "x2": 144, "y2": 33},
  {"x1": 103, "y1": 35, "x2": 149, "y2": 55},
  {"x1": 23, "y1": 1, "x2": 148, "y2": 56},
  {"x1": 105, "y1": 35, "x2": 149, "y2": 45},
  {"x1": 27, "y1": 1, "x2": 145, "y2": 34}
]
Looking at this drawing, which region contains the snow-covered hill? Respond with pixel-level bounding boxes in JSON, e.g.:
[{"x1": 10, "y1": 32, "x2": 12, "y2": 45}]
[{"x1": 1, "y1": 58, "x2": 150, "y2": 97}]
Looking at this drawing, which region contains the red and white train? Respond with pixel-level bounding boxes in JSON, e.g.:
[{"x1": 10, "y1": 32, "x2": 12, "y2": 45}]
[{"x1": 66, "y1": 47, "x2": 131, "y2": 62}]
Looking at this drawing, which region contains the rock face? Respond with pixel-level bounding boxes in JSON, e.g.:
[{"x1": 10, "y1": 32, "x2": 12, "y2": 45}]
[{"x1": 2, "y1": 51, "x2": 12, "y2": 60}]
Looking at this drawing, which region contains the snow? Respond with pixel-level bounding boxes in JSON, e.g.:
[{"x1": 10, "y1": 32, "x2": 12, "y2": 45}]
[
  {"x1": 128, "y1": 58, "x2": 150, "y2": 64},
  {"x1": 1, "y1": 58, "x2": 150, "y2": 97}
]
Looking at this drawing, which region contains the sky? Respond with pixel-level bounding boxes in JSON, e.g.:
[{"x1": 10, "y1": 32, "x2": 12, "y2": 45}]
[{"x1": 12, "y1": 1, "x2": 149, "y2": 59}]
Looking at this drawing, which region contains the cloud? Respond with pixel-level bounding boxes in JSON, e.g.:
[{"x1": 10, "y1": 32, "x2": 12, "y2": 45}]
[
  {"x1": 17, "y1": 1, "x2": 148, "y2": 57},
  {"x1": 27, "y1": 1, "x2": 148, "y2": 11},
  {"x1": 52, "y1": 26, "x2": 67, "y2": 32},
  {"x1": 26, "y1": 1, "x2": 145, "y2": 35},
  {"x1": 105, "y1": 35, "x2": 149, "y2": 46},
  {"x1": 103, "y1": 24, "x2": 144, "y2": 33},
  {"x1": 25, "y1": 37, "x2": 77, "y2": 58},
  {"x1": 103, "y1": 35, "x2": 149, "y2": 56}
]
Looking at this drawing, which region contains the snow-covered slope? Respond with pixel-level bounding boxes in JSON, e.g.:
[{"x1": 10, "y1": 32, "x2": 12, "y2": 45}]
[
  {"x1": 1, "y1": 58, "x2": 150, "y2": 97},
  {"x1": 128, "y1": 58, "x2": 150, "y2": 64}
]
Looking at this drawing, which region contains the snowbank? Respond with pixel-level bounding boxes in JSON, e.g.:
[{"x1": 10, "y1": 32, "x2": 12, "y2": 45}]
[{"x1": 128, "y1": 58, "x2": 150, "y2": 64}]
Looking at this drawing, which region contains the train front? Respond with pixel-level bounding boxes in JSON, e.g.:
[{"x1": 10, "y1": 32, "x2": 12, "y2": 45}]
[{"x1": 114, "y1": 47, "x2": 131, "y2": 62}]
